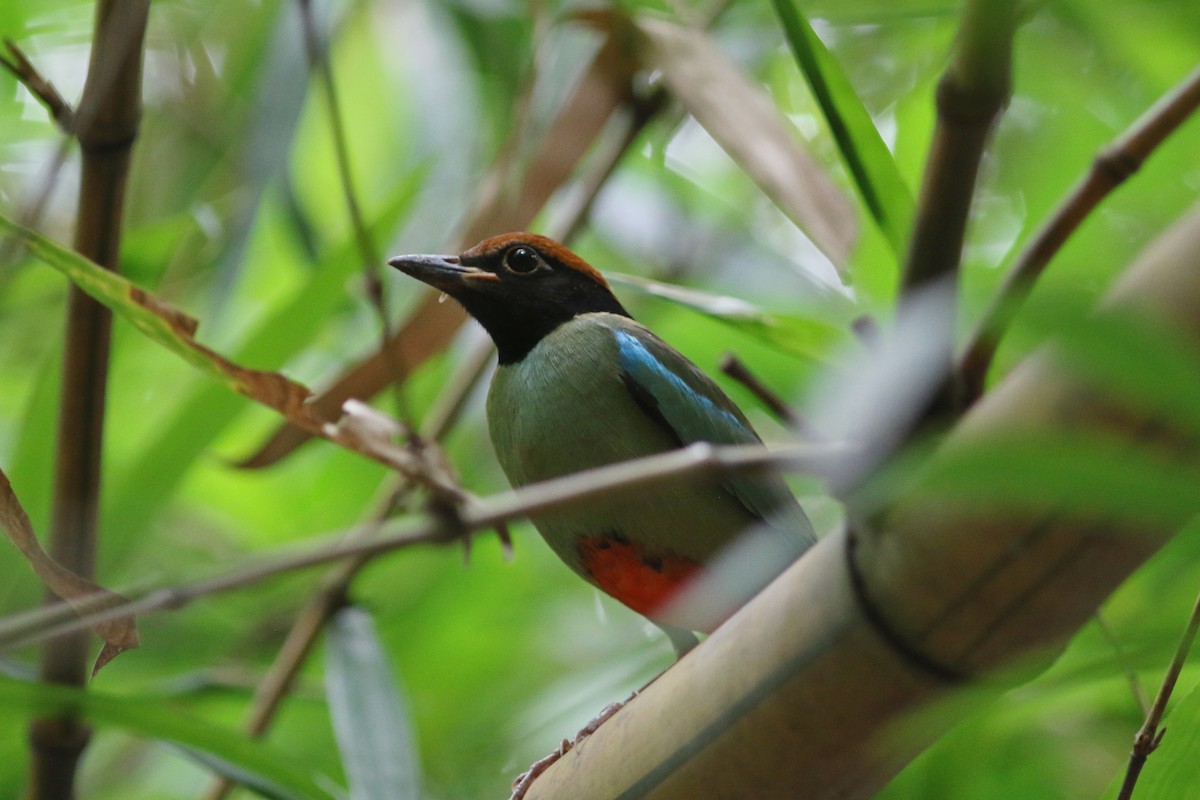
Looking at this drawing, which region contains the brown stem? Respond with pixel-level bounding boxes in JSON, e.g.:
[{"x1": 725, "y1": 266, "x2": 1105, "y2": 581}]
[
  {"x1": 295, "y1": 0, "x2": 396, "y2": 375},
  {"x1": 1, "y1": 440, "x2": 847, "y2": 653},
  {"x1": 959, "y1": 63, "x2": 1200, "y2": 404},
  {"x1": 901, "y1": 0, "x2": 1016, "y2": 295},
  {"x1": 0, "y1": 38, "x2": 75, "y2": 133},
  {"x1": 27, "y1": 3, "x2": 149, "y2": 798},
  {"x1": 718, "y1": 353, "x2": 800, "y2": 428},
  {"x1": 1116, "y1": 590, "x2": 1200, "y2": 800},
  {"x1": 899, "y1": 0, "x2": 1016, "y2": 432}
]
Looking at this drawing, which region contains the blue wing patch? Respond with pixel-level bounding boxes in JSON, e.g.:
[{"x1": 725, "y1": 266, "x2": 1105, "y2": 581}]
[
  {"x1": 614, "y1": 326, "x2": 820, "y2": 551},
  {"x1": 615, "y1": 330, "x2": 754, "y2": 446},
  {"x1": 613, "y1": 326, "x2": 816, "y2": 547}
]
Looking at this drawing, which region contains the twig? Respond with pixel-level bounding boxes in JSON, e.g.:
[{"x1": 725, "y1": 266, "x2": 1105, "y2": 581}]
[
  {"x1": 1116, "y1": 590, "x2": 1200, "y2": 800},
  {"x1": 718, "y1": 353, "x2": 799, "y2": 427},
  {"x1": 418, "y1": 333, "x2": 496, "y2": 442},
  {"x1": 0, "y1": 440, "x2": 849, "y2": 653},
  {"x1": 295, "y1": 0, "x2": 406, "y2": 420},
  {"x1": 959, "y1": 64, "x2": 1200, "y2": 404},
  {"x1": 0, "y1": 137, "x2": 71, "y2": 271},
  {"x1": 551, "y1": 86, "x2": 669, "y2": 244},
  {"x1": 0, "y1": 38, "x2": 76, "y2": 133},
  {"x1": 1096, "y1": 613, "x2": 1150, "y2": 717}
]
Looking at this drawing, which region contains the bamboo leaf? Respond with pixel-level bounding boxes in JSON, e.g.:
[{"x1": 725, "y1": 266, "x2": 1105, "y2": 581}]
[
  {"x1": 768, "y1": 0, "x2": 916, "y2": 261},
  {"x1": 609, "y1": 272, "x2": 847, "y2": 360},
  {"x1": 633, "y1": 16, "x2": 858, "y2": 267},
  {"x1": 893, "y1": 431, "x2": 1200, "y2": 529},
  {"x1": 326, "y1": 606, "x2": 422, "y2": 800},
  {"x1": 1025, "y1": 298, "x2": 1200, "y2": 436},
  {"x1": 0, "y1": 212, "x2": 320, "y2": 425},
  {"x1": 106, "y1": 175, "x2": 420, "y2": 537}
]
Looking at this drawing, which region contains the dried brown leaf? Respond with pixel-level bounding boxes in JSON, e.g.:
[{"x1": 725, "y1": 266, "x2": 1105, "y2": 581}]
[{"x1": 0, "y1": 467, "x2": 139, "y2": 674}]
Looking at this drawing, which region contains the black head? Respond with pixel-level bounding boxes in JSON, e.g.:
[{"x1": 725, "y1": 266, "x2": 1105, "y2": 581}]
[{"x1": 388, "y1": 233, "x2": 632, "y2": 364}]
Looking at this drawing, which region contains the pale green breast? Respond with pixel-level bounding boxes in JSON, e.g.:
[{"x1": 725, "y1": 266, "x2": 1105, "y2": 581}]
[{"x1": 485, "y1": 314, "x2": 758, "y2": 575}]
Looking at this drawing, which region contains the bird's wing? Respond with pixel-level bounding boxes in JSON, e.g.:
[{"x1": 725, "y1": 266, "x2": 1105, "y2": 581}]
[{"x1": 613, "y1": 325, "x2": 816, "y2": 547}]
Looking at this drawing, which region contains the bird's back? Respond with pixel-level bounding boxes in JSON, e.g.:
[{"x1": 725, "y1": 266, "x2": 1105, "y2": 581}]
[{"x1": 487, "y1": 313, "x2": 813, "y2": 631}]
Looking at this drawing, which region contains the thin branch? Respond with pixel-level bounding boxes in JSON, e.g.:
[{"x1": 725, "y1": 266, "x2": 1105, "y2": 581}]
[
  {"x1": 719, "y1": 353, "x2": 799, "y2": 427},
  {"x1": 0, "y1": 137, "x2": 71, "y2": 271},
  {"x1": 0, "y1": 38, "x2": 76, "y2": 133},
  {"x1": 551, "y1": 86, "x2": 669, "y2": 244},
  {"x1": 959, "y1": 63, "x2": 1200, "y2": 403},
  {"x1": 0, "y1": 440, "x2": 848, "y2": 654},
  {"x1": 1117, "y1": 590, "x2": 1200, "y2": 800},
  {"x1": 1096, "y1": 613, "x2": 1150, "y2": 718},
  {"x1": 295, "y1": 0, "x2": 406, "y2": 421}
]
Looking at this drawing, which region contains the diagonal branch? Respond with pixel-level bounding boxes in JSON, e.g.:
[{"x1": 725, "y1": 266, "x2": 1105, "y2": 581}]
[
  {"x1": 958, "y1": 63, "x2": 1200, "y2": 403},
  {"x1": 0, "y1": 439, "x2": 847, "y2": 653},
  {"x1": 295, "y1": 0, "x2": 404, "y2": 420},
  {"x1": 0, "y1": 38, "x2": 75, "y2": 133}
]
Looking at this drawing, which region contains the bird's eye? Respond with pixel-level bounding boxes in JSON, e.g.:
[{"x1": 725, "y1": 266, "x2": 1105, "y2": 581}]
[{"x1": 504, "y1": 246, "x2": 541, "y2": 274}]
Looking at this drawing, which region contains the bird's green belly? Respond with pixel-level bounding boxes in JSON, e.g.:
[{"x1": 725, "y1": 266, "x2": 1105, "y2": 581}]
[{"x1": 486, "y1": 324, "x2": 758, "y2": 626}]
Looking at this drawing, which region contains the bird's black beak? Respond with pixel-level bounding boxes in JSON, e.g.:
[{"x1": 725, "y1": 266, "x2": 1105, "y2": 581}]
[{"x1": 387, "y1": 254, "x2": 499, "y2": 292}]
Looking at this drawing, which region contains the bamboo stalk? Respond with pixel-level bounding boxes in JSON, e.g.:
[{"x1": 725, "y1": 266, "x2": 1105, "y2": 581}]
[
  {"x1": 27, "y1": 3, "x2": 149, "y2": 799},
  {"x1": 520, "y1": 203, "x2": 1200, "y2": 799}
]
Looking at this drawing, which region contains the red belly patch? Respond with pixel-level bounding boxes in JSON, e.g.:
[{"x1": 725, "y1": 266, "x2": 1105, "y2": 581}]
[{"x1": 577, "y1": 535, "x2": 702, "y2": 618}]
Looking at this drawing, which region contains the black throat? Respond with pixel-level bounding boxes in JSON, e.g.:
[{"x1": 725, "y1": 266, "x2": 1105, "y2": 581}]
[{"x1": 458, "y1": 287, "x2": 632, "y2": 365}]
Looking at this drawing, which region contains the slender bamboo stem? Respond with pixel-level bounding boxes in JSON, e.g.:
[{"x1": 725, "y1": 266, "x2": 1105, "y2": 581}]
[
  {"x1": 27, "y1": 3, "x2": 149, "y2": 798},
  {"x1": 958, "y1": 64, "x2": 1200, "y2": 403}
]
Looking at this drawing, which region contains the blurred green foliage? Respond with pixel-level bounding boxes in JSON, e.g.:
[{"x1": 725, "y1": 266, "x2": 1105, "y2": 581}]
[{"x1": 2, "y1": 0, "x2": 1200, "y2": 798}]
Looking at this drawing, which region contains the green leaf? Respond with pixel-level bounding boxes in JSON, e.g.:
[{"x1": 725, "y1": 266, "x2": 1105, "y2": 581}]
[
  {"x1": 632, "y1": 16, "x2": 858, "y2": 266},
  {"x1": 48, "y1": 175, "x2": 412, "y2": 541},
  {"x1": 0, "y1": 674, "x2": 338, "y2": 800},
  {"x1": 893, "y1": 430, "x2": 1200, "y2": 529},
  {"x1": 0, "y1": 212, "x2": 317, "y2": 419},
  {"x1": 609, "y1": 272, "x2": 848, "y2": 361},
  {"x1": 768, "y1": 0, "x2": 916, "y2": 262},
  {"x1": 326, "y1": 606, "x2": 421, "y2": 800}
]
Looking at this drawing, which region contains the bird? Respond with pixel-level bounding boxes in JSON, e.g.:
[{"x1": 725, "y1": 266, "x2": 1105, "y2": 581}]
[{"x1": 388, "y1": 233, "x2": 816, "y2": 651}]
